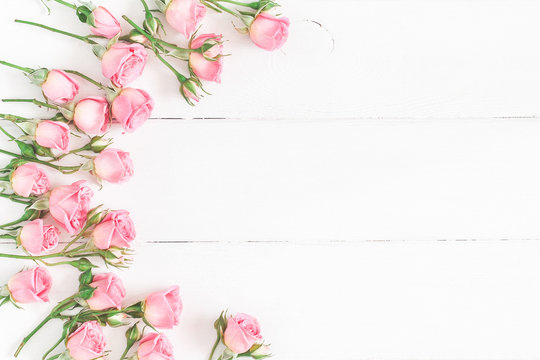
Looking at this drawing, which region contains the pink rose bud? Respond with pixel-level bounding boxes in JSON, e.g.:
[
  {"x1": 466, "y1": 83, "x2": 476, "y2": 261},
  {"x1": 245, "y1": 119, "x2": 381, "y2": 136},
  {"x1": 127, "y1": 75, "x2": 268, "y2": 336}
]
[
  {"x1": 41, "y1": 69, "x2": 80, "y2": 104},
  {"x1": 7, "y1": 266, "x2": 52, "y2": 303},
  {"x1": 144, "y1": 285, "x2": 183, "y2": 329},
  {"x1": 93, "y1": 148, "x2": 134, "y2": 183},
  {"x1": 90, "y1": 6, "x2": 122, "y2": 39},
  {"x1": 165, "y1": 0, "x2": 206, "y2": 38},
  {"x1": 10, "y1": 163, "x2": 49, "y2": 197},
  {"x1": 138, "y1": 333, "x2": 175, "y2": 360},
  {"x1": 73, "y1": 96, "x2": 110, "y2": 134},
  {"x1": 86, "y1": 272, "x2": 126, "y2": 310},
  {"x1": 66, "y1": 321, "x2": 106, "y2": 360},
  {"x1": 189, "y1": 34, "x2": 224, "y2": 83},
  {"x1": 49, "y1": 180, "x2": 94, "y2": 234},
  {"x1": 111, "y1": 88, "x2": 154, "y2": 133},
  {"x1": 249, "y1": 13, "x2": 290, "y2": 51},
  {"x1": 19, "y1": 219, "x2": 60, "y2": 255},
  {"x1": 223, "y1": 313, "x2": 263, "y2": 354},
  {"x1": 92, "y1": 210, "x2": 136, "y2": 250},
  {"x1": 101, "y1": 43, "x2": 148, "y2": 88},
  {"x1": 181, "y1": 79, "x2": 201, "y2": 105},
  {"x1": 35, "y1": 120, "x2": 70, "y2": 153}
]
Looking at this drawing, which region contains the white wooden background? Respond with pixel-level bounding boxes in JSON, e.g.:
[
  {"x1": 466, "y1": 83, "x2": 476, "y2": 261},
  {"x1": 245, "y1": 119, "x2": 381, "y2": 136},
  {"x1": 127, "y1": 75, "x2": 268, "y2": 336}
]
[{"x1": 2, "y1": 0, "x2": 540, "y2": 359}]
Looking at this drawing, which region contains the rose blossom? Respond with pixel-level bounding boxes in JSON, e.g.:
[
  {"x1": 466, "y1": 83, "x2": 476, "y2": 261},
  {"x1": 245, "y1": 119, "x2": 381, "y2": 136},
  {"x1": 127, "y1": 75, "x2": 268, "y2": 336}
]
[
  {"x1": 73, "y1": 96, "x2": 110, "y2": 134},
  {"x1": 93, "y1": 210, "x2": 136, "y2": 250},
  {"x1": 111, "y1": 88, "x2": 154, "y2": 133},
  {"x1": 35, "y1": 120, "x2": 70, "y2": 153},
  {"x1": 138, "y1": 333, "x2": 175, "y2": 360},
  {"x1": 189, "y1": 34, "x2": 224, "y2": 83},
  {"x1": 66, "y1": 321, "x2": 106, "y2": 360},
  {"x1": 93, "y1": 148, "x2": 134, "y2": 183},
  {"x1": 7, "y1": 267, "x2": 52, "y2": 303},
  {"x1": 49, "y1": 180, "x2": 94, "y2": 234},
  {"x1": 19, "y1": 219, "x2": 60, "y2": 255},
  {"x1": 101, "y1": 43, "x2": 147, "y2": 88},
  {"x1": 249, "y1": 13, "x2": 290, "y2": 51},
  {"x1": 90, "y1": 6, "x2": 121, "y2": 39},
  {"x1": 86, "y1": 273, "x2": 126, "y2": 310},
  {"x1": 10, "y1": 163, "x2": 49, "y2": 197},
  {"x1": 41, "y1": 69, "x2": 79, "y2": 104},
  {"x1": 165, "y1": 0, "x2": 206, "y2": 38},
  {"x1": 144, "y1": 285, "x2": 182, "y2": 329},
  {"x1": 223, "y1": 313, "x2": 263, "y2": 354}
]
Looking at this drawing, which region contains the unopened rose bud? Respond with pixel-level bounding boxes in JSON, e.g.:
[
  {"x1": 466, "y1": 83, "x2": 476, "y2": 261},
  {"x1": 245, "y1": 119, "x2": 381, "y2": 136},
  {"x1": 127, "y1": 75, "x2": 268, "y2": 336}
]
[
  {"x1": 181, "y1": 79, "x2": 202, "y2": 105},
  {"x1": 89, "y1": 6, "x2": 122, "y2": 39},
  {"x1": 27, "y1": 68, "x2": 49, "y2": 85},
  {"x1": 90, "y1": 136, "x2": 112, "y2": 153},
  {"x1": 86, "y1": 206, "x2": 108, "y2": 226},
  {"x1": 189, "y1": 34, "x2": 224, "y2": 83},
  {"x1": 251, "y1": 344, "x2": 272, "y2": 359},
  {"x1": 79, "y1": 270, "x2": 94, "y2": 286},
  {"x1": 107, "y1": 313, "x2": 128, "y2": 327},
  {"x1": 69, "y1": 258, "x2": 96, "y2": 272},
  {"x1": 10, "y1": 163, "x2": 49, "y2": 197},
  {"x1": 126, "y1": 29, "x2": 150, "y2": 45},
  {"x1": 126, "y1": 323, "x2": 142, "y2": 343},
  {"x1": 144, "y1": 16, "x2": 160, "y2": 35},
  {"x1": 249, "y1": 12, "x2": 290, "y2": 51},
  {"x1": 41, "y1": 70, "x2": 80, "y2": 104}
]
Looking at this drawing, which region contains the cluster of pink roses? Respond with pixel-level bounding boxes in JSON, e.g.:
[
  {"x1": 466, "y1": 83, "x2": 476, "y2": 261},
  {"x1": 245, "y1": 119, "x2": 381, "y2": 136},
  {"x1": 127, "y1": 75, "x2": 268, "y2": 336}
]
[{"x1": 17, "y1": 0, "x2": 289, "y2": 104}]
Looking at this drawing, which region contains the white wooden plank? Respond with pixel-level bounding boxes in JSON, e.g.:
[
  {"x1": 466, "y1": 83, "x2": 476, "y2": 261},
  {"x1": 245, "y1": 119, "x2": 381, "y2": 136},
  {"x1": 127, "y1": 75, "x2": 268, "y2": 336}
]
[
  {"x1": 1, "y1": 241, "x2": 540, "y2": 360},
  {"x1": 0, "y1": 1, "x2": 539, "y2": 118}
]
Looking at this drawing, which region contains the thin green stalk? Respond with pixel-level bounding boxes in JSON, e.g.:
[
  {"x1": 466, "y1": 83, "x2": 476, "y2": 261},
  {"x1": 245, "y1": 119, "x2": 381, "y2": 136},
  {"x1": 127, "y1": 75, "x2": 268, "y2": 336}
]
[
  {"x1": 55, "y1": 143, "x2": 91, "y2": 161},
  {"x1": 120, "y1": 343, "x2": 134, "y2": 360},
  {"x1": 0, "y1": 234, "x2": 16, "y2": 240},
  {"x1": 0, "y1": 60, "x2": 33, "y2": 73},
  {"x1": 0, "y1": 126, "x2": 16, "y2": 140},
  {"x1": 140, "y1": 0, "x2": 150, "y2": 12},
  {"x1": 51, "y1": 0, "x2": 77, "y2": 9},
  {"x1": 208, "y1": 334, "x2": 221, "y2": 360},
  {"x1": 62, "y1": 224, "x2": 91, "y2": 251},
  {"x1": 0, "y1": 193, "x2": 32, "y2": 205},
  {"x1": 63, "y1": 70, "x2": 112, "y2": 91},
  {"x1": 203, "y1": 0, "x2": 240, "y2": 17},
  {"x1": 216, "y1": 0, "x2": 258, "y2": 8},
  {"x1": 2, "y1": 98, "x2": 59, "y2": 110},
  {"x1": 0, "y1": 113, "x2": 31, "y2": 123},
  {"x1": 14, "y1": 20, "x2": 98, "y2": 45},
  {"x1": 0, "y1": 147, "x2": 82, "y2": 174}
]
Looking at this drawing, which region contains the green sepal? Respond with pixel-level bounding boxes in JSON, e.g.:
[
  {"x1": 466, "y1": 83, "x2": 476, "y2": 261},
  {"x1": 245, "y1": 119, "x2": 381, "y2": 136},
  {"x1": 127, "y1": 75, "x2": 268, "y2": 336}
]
[
  {"x1": 79, "y1": 269, "x2": 93, "y2": 286},
  {"x1": 70, "y1": 258, "x2": 96, "y2": 272},
  {"x1": 15, "y1": 141, "x2": 36, "y2": 158},
  {"x1": 76, "y1": 5, "x2": 93, "y2": 24},
  {"x1": 78, "y1": 285, "x2": 96, "y2": 300}
]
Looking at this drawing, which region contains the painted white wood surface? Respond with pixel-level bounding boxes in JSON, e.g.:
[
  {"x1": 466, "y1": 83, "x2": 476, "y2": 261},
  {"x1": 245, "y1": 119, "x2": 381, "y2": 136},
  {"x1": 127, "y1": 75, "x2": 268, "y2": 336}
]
[{"x1": 1, "y1": 0, "x2": 540, "y2": 359}]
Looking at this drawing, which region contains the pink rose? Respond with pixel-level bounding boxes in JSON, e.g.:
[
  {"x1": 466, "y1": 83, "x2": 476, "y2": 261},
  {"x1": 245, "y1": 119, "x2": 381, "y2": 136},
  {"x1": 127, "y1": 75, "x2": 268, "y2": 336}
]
[
  {"x1": 19, "y1": 219, "x2": 60, "y2": 255},
  {"x1": 101, "y1": 43, "x2": 148, "y2": 88},
  {"x1": 165, "y1": 0, "x2": 206, "y2": 38},
  {"x1": 93, "y1": 148, "x2": 134, "y2": 183},
  {"x1": 86, "y1": 273, "x2": 126, "y2": 310},
  {"x1": 138, "y1": 333, "x2": 175, "y2": 360},
  {"x1": 144, "y1": 286, "x2": 182, "y2": 329},
  {"x1": 49, "y1": 180, "x2": 94, "y2": 234},
  {"x1": 111, "y1": 88, "x2": 154, "y2": 133},
  {"x1": 249, "y1": 13, "x2": 290, "y2": 51},
  {"x1": 90, "y1": 6, "x2": 122, "y2": 39},
  {"x1": 73, "y1": 96, "x2": 110, "y2": 134},
  {"x1": 7, "y1": 266, "x2": 52, "y2": 303},
  {"x1": 189, "y1": 34, "x2": 224, "y2": 83},
  {"x1": 66, "y1": 321, "x2": 106, "y2": 360},
  {"x1": 10, "y1": 163, "x2": 49, "y2": 197},
  {"x1": 41, "y1": 69, "x2": 79, "y2": 104},
  {"x1": 92, "y1": 210, "x2": 136, "y2": 250},
  {"x1": 35, "y1": 120, "x2": 70, "y2": 153},
  {"x1": 223, "y1": 313, "x2": 263, "y2": 354},
  {"x1": 181, "y1": 80, "x2": 201, "y2": 104}
]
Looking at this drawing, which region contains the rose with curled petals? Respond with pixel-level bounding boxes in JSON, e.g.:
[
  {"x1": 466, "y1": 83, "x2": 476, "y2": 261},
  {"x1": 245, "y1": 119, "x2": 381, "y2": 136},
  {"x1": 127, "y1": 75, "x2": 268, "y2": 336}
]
[
  {"x1": 224, "y1": 313, "x2": 263, "y2": 354},
  {"x1": 19, "y1": 219, "x2": 60, "y2": 255},
  {"x1": 66, "y1": 321, "x2": 106, "y2": 360},
  {"x1": 111, "y1": 88, "x2": 154, "y2": 133},
  {"x1": 86, "y1": 273, "x2": 126, "y2": 310},
  {"x1": 35, "y1": 121, "x2": 70, "y2": 153},
  {"x1": 92, "y1": 210, "x2": 136, "y2": 250},
  {"x1": 165, "y1": 0, "x2": 206, "y2": 38},
  {"x1": 89, "y1": 6, "x2": 122, "y2": 39},
  {"x1": 7, "y1": 267, "x2": 52, "y2": 303},
  {"x1": 101, "y1": 43, "x2": 148, "y2": 88},
  {"x1": 144, "y1": 285, "x2": 182, "y2": 329},
  {"x1": 41, "y1": 69, "x2": 79, "y2": 104},
  {"x1": 137, "y1": 333, "x2": 175, "y2": 360},
  {"x1": 10, "y1": 163, "x2": 49, "y2": 197},
  {"x1": 48, "y1": 180, "x2": 94, "y2": 234},
  {"x1": 93, "y1": 148, "x2": 134, "y2": 183},
  {"x1": 249, "y1": 13, "x2": 290, "y2": 51}
]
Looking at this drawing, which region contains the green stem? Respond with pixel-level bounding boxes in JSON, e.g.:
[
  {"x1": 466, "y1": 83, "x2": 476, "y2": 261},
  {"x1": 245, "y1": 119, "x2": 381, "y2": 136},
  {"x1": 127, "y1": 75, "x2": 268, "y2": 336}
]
[
  {"x1": 208, "y1": 333, "x2": 221, "y2": 360},
  {"x1": 216, "y1": 0, "x2": 258, "y2": 8},
  {"x1": 14, "y1": 20, "x2": 97, "y2": 45},
  {"x1": 203, "y1": 0, "x2": 240, "y2": 17},
  {"x1": 0, "y1": 125, "x2": 16, "y2": 140},
  {"x1": 0, "y1": 60, "x2": 34, "y2": 73},
  {"x1": 63, "y1": 70, "x2": 112, "y2": 91},
  {"x1": 0, "y1": 148, "x2": 82, "y2": 174},
  {"x1": 62, "y1": 224, "x2": 91, "y2": 251},
  {"x1": 140, "y1": 0, "x2": 150, "y2": 12},
  {"x1": 0, "y1": 193, "x2": 32, "y2": 205},
  {"x1": 55, "y1": 143, "x2": 91, "y2": 161},
  {"x1": 155, "y1": 51, "x2": 188, "y2": 82},
  {"x1": 2, "y1": 98, "x2": 59, "y2": 110},
  {"x1": 0, "y1": 113, "x2": 31, "y2": 123},
  {"x1": 51, "y1": 0, "x2": 77, "y2": 9},
  {"x1": 0, "y1": 234, "x2": 16, "y2": 239},
  {"x1": 120, "y1": 342, "x2": 134, "y2": 360}
]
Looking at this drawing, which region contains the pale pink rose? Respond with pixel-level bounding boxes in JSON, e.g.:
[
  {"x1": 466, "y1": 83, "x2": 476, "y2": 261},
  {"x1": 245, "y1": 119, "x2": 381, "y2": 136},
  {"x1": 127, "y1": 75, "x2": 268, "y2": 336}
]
[
  {"x1": 86, "y1": 273, "x2": 126, "y2": 310},
  {"x1": 41, "y1": 69, "x2": 79, "y2": 104},
  {"x1": 93, "y1": 148, "x2": 134, "y2": 183},
  {"x1": 66, "y1": 321, "x2": 106, "y2": 360},
  {"x1": 90, "y1": 6, "x2": 121, "y2": 39},
  {"x1": 223, "y1": 313, "x2": 263, "y2": 354},
  {"x1": 73, "y1": 96, "x2": 110, "y2": 134},
  {"x1": 92, "y1": 210, "x2": 136, "y2": 250},
  {"x1": 189, "y1": 34, "x2": 224, "y2": 83},
  {"x1": 49, "y1": 180, "x2": 94, "y2": 234},
  {"x1": 35, "y1": 120, "x2": 70, "y2": 153},
  {"x1": 101, "y1": 43, "x2": 148, "y2": 88},
  {"x1": 7, "y1": 266, "x2": 52, "y2": 303},
  {"x1": 138, "y1": 333, "x2": 175, "y2": 360},
  {"x1": 249, "y1": 13, "x2": 290, "y2": 51},
  {"x1": 144, "y1": 286, "x2": 182, "y2": 329},
  {"x1": 165, "y1": 0, "x2": 206, "y2": 38},
  {"x1": 10, "y1": 163, "x2": 49, "y2": 197},
  {"x1": 182, "y1": 80, "x2": 201, "y2": 104},
  {"x1": 19, "y1": 219, "x2": 60, "y2": 255},
  {"x1": 111, "y1": 88, "x2": 154, "y2": 133}
]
